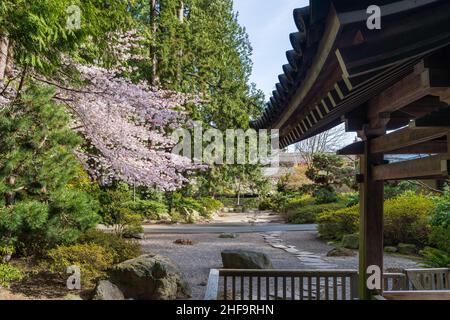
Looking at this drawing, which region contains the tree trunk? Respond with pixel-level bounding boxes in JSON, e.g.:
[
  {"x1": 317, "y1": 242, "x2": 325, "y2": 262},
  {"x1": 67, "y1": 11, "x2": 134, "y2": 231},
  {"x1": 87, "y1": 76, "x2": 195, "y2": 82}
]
[
  {"x1": 177, "y1": 1, "x2": 184, "y2": 22},
  {"x1": 5, "y1": 40, "x2": 14, "y2": 77},
  {"x1": 150, "y1": 0, "x2": 159, "y2": 86},
  {"x1": 176, "y1": 1, "x2": 184, "y2": 86},
  {"x1": 237, "y1": 181, "x2": 241, "y2": 206},
  {"x1": 0, "y1": 33, "x2": 9, "y2": 81}
]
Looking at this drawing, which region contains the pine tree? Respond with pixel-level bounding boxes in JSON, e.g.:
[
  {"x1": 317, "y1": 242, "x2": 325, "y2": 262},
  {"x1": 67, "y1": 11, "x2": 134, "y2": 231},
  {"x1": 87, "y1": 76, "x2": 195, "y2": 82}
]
[{"x1": 0, "y1": 85, "x2": 99, "y2": 255}]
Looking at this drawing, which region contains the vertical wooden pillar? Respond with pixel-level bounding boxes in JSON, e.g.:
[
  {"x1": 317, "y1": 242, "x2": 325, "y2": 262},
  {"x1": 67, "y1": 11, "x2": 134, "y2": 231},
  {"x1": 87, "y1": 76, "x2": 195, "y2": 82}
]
[{"x1": 358, "y1": 138, "x2": 384, "y2": 299}]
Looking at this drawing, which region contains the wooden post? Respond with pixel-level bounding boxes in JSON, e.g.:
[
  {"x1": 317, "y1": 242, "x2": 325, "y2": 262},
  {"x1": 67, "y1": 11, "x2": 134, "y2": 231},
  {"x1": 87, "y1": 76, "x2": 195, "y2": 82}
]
[{"x1": 358, "y1": 137, "x2": 384, "y2": 299}]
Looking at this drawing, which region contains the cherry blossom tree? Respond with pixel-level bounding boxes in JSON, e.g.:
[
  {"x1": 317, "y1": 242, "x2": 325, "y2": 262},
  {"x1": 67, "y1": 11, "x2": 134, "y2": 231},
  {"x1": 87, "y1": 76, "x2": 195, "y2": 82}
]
[{"x1": 1, "y1": 30, "x2": 203, "y2": 191}]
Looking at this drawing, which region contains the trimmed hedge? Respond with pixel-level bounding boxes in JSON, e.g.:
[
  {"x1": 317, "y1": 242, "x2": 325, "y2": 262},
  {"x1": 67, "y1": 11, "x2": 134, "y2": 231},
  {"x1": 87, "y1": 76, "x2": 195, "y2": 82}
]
[
  {"x1": 317, "y1": 205, "x2": 359, "y2": 240},
  {"x1": 285, "y1": 202, "x2": 346, "y2": 224},
  {"x1": 317, "y1": 192, "x2": 435, "y2": 246}
]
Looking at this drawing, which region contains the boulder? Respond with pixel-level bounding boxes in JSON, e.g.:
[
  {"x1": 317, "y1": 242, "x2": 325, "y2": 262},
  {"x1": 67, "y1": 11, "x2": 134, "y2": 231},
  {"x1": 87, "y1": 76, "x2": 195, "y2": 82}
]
[
  {"x1": 221, "y1": 250, "x2": 273, "y2": 269},
  {"x1": 397, "y1": 243, "x2": 416, "y2": 255},
  {"x1": 326, "y1": 247, "x2": 356, "y2": 257},
  {"x1": 93, "y1": 280, "x2": 125, "y2": 300},
  {"x1": 123, "y1": 232, "x2": 145, "y2": 240},
  {"x1": 219, "y1": 233, "x2": 238, "y2": 239},
  {"x1": 384, "y1": 246, "x2": 398, "y2": 254},
  {"x1": 109, "y1": 254, "x2": 191, "y2": 300},
  {"x1": 342, "y1": 234, "x2": 359, "y2": 249}
]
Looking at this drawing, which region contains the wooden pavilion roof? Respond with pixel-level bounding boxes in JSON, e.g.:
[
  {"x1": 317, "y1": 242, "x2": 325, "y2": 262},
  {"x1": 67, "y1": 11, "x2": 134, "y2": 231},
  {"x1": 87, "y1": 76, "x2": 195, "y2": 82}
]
[{"x1": 251, "y1": 0, "x2": 450, "y2": 148}]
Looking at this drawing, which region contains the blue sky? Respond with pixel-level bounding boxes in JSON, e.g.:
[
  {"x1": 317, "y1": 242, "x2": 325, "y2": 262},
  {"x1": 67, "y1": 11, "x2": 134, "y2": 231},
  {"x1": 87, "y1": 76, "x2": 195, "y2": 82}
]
[
  {"x1": 233, "y1": 0, "x2": 355, "y2": 148},
  {"x1": 233, "y1": 0, "x2": 309, "y2": 99}
]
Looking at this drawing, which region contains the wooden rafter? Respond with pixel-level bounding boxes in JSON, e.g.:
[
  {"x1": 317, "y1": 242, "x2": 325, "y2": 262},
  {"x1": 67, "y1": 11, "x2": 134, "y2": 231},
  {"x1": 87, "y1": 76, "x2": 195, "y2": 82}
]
[
  {"x1": 372, "y1": 155, "x2": 450, "y2": 181},
  {"x1": 370, "y1": 127, "x2": 449, "y2": 154}
]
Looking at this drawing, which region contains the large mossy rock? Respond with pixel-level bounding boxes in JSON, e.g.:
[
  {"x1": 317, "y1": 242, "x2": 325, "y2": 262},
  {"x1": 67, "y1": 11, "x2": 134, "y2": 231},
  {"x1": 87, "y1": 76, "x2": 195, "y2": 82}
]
[
  {"x1": 108, "y1": 254, "x2": 191, "y2": 300},
  {"x1": 384, "y1": 246, "x2": 398, "y2": 254},
  {"x1": 342, "y1": 233, "x2": 359, "y2": 249},
  {"x1": 93, "y1": 280, "x2": 125, "y2": 300},
  {"x1": 326, "y1": 247, "x2": 355, "y2": 257},
  {"x1": 221, "y1": 250, "x2": 273, "y2": 269}
]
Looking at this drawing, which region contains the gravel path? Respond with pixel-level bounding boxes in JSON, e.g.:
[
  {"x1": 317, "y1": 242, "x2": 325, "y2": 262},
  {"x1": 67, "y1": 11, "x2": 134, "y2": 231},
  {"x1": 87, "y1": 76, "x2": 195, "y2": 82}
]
[
  {"x1": 141, "y1": 231, "x2": 420, "y2": 300},
  {"x1": 140, "y1": 233, "x2": 301, "y2": 299}
]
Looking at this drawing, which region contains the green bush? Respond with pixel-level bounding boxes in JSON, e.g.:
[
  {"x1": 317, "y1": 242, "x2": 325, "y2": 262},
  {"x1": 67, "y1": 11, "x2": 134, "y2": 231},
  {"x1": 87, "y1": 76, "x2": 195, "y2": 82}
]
[
  {"x1": 258, "y1": 197, "x2": 275, "y2": 210},
  {"x1": 317, "y1": 192, "x2": 435, "y2": 246},
  {"x1": 384, "y1": 181, "x2": 418, "y2": 199},
  {"x1": 421, "y1": 247, "x2": 450, "y2": 268},
  {"x1": 430, "y1": 189, "x2": 450, "y2": 228},
  {"x1": 428, "y1": 226, "x2": 450, "y2": 252},
  {"x1": 285, "y1": 202, "x2": 346, "y2": 224},
  {"x1": 126, "y1": 199, "x2": 168, "y2": 220},
  {"x1": 339, "y1": 192, "x2": 359, "y2": 207},
  {"x1": 317, "y1": 205, "x2": 359, "y2": 240},
  {"x1": 198, "y1": 197, "x2": 223, "y2": 216},
  {"x1": 422, "y1": 189, "x2": 450, "y2": 267},
  {"x1": 47, "y1": 243, "x2": 114, "y2": 286},
  {"x1": 284, "y1": 195, "x2": 315, "y2": 210},
  {"x1": 258, "y1": 193, "x2": 293, "y2": 213},
  {"x1": 78, "y1": 230, "x2": 141, "y2": 264},
  {"x1": 99, "y1": 184, "x2": 143, "y2": 236},
  {"x1": 171, "y1": 193, "x2": 204, "y2": 222},
  {"x1": 383, "y1": 192, "x2": 434, "y2": 246},
  {"x1": 313, "y1": 187, "x2": 338, "y2": 204},
  {"x1": 0, "y1": 264, "x2": 23, "y2": 288}
]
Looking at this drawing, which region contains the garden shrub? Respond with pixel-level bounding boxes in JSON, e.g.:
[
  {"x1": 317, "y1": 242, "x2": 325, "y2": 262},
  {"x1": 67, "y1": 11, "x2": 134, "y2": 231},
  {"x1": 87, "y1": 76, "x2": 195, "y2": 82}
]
[
  {"x1": 284, "y1": 195, "x2": 315, "y2": 210},
  {"x1": 198, "y1": 197, "x2": 223, "y2": 216},
  {"x1": 47, "y1": 243, "x2": 114, "y2": 286},
  {"x1": 384, "y1": 181, "x2": 418, "y2": 199},
  {"x1": 421, "y1": 247, "x2": 450, "y2": 268},
  {"x1": 424, "y1": 190, "x2": 450, "y2": 266},
  {"x1": 126, "y1": 199, "x2": 168, "y2": 220},
  {"x1": 317, "y1": 192, "x2": 435, "y2": 246},
  {"x1": 285, "y1": 202, "x2": 346, "y2": 224},
  {"x1": 0, "y1": 264, "x2": 23, "y2": 288},
  {"x1": 99, "y1": 184, "x2": 144, "y2": 236},
  {"x1": 317, "y1": 205, "x2": 359, "y2": 240},
  {"x1": 171, "y1": 193, "x2": 204, "y2": 222},
  {"x1": 259, "y1": 192, "x2": 292, "y2": 213},
  {"x1": 78, "y1": 230, "x2": 141, "y2": 264},
  {"x1": 383, "y1": 191, "x2": 434, "y2": 246},
  {"x1": 313, "y1": 187, "x2": 338, "y2": 204},
  {"x1": 339, "y1": 192, "x2": 359, "y2": 207}
]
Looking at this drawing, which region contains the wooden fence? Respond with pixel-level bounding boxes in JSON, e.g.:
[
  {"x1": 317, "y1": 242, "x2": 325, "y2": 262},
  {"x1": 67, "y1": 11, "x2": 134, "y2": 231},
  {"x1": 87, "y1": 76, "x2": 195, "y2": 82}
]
[{"x1": 205, "y1": 268, "x2": 450, "y2": 300}]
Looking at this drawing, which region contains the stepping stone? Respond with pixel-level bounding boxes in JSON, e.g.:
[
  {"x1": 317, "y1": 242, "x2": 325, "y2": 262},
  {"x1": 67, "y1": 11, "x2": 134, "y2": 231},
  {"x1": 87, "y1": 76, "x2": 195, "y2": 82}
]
[
  {"x1": 270, "y1": 244, "x2": 288, "y2": 249},
  {"x1": 297, "y1": 251, "x2": 315, "y2": 255},
  {"x1": 297, "y1": 257, "x2": 324, "y2": 263}
]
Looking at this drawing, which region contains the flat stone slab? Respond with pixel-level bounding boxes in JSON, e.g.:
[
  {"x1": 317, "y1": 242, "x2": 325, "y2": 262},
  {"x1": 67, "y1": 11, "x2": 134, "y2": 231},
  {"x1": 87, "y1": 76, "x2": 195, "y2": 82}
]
[
  {"x1": 284, "y1": 248, "x2": 300, "y2": 254},
  {"x1": 270, "y1": 244, "x2": 288, "y2": 249}
]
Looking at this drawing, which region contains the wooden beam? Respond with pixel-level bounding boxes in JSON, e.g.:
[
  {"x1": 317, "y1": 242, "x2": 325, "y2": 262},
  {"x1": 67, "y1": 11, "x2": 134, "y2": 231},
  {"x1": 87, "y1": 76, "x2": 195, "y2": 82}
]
[
  {"x1": 359, "y1": 139, "x2": 384, "y2": 299},
  {"x1": 371, "y1": 127, "x2": 449, "y2": 154},
  {"x1": 400, "y1": 96, "x2": 446, "y2": 118},
  {"x1": 367, "y1": 67, "x2": 431, "y2": 120},
  {"x1": 372, "y1": 155, "x2": 450, "y2": 181},
  {"x1": 389, "y1": 140, "x2": 447, "y2": 154},
  {"x1": 411, "y1": 108, "x2": 450, "y2": 127},
  {"x1": 383, "y1": 291, "x2": 450, "y2": 301},
  {"x1": 337, "y1": 141, "x2": 364, "y2": 155},
  {"x1": 338, "y1": 140, "x2": 447, "y2": 155}
]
